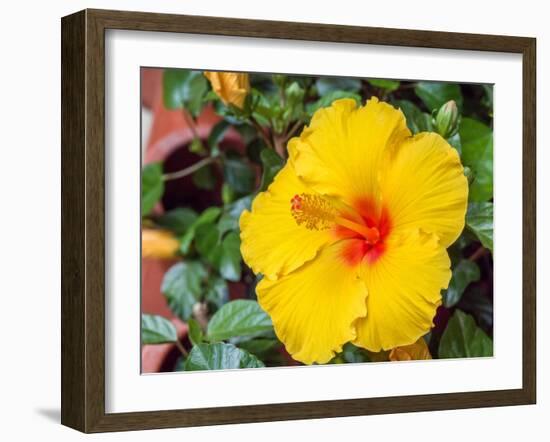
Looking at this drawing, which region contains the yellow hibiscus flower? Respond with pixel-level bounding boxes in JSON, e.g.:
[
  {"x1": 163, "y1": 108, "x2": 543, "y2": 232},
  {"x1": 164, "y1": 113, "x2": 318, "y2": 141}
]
[
  {"x1": 204, "y1": 71, "x2": 250, "y2": 109},
  {"x1": 239, "y1": 97, "x2": 468, "y2": 364}
]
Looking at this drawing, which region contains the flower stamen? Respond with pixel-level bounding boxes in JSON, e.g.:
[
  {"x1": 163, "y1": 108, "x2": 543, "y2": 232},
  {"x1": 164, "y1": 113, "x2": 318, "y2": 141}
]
[
  {"x1": 290, "y1": 193, "x2": 380, "y2": 243},
  {"x1": 290, "y1": 194, "x2": 336, "y2": 230}
]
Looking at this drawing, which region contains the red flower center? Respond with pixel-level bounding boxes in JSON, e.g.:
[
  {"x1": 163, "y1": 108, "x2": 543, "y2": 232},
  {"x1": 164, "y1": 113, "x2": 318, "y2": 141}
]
[
  {"x1": 290, "y1": 194, "x2": 391, "y2": 266},
  {"x1": 337, "y1": 198, "x2": 392, "y2": 266}
]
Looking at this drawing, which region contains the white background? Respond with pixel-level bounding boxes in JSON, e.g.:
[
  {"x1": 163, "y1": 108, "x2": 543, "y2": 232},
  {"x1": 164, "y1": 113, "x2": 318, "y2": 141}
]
[
  {"x1": 106, "y1": 30, "x2": 523, "y2": 413},
  {"x1": 0, "y1": 0, "x2": 546, "y2": 440}
]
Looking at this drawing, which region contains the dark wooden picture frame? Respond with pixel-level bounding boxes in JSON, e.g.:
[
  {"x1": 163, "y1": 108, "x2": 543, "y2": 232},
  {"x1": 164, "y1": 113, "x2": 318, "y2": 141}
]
[{"x1": 61, "y1": 8, "x2": 536, "y2": 433}]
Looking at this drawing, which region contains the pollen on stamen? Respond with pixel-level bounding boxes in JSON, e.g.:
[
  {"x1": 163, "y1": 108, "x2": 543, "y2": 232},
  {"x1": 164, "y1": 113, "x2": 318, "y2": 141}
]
[{"x1": 290, "y1": 193, "x2": 336, "y2": 231}]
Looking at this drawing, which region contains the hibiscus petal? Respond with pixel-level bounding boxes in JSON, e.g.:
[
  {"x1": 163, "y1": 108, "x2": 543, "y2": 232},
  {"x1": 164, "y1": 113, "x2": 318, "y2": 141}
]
[
  {"x1": 290, "y1": 97, "x2": 411, "y2": 205},
  {"x1": 257, "y1": 240, "x2": 368, "y2": 364},
  {"x1": 381, "y1": 132, "x2": 468, "y2": 247},
  {"x1": 239, "y1": 163, "x2": 333, "y2": 280},
  {"x1": 354, "y1": 229, "x2": 451, "y2": 351}
]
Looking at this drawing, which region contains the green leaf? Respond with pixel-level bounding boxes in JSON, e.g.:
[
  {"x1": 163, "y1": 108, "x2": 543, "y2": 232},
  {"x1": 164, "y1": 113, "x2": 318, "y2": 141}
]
[
  {"x1": 141, "y1": 314, "x2": 177, "y2": 344},
  {"x1": 283, "y1": 81, "x2": 305, "y2": 122},
  {"x1": 197, "y1": 207, "x2": 222, "y2": 224},
  {"x1": 204, "y1": 275, "x2": 229, "y2": 310},
  {"x1": 194, "y1": 222, "x2": 242, "y2": 282},
  {"x1": 252, "y1": 73, "x2": 278, "y2": 92},
  {"x1": 443, "y1": 260, "x2": 481, "y2": 307},
  {"x1": 213, "y1": 99, "x2": 246, "y2": 125},
  {"x1": 187, "y1": 318, "x2": 203, "y2": 346},
  {"x1": 316, "y1": 77, "x2": 361, "y2": 95},
  {"x1": 221, "y1": 183, "x2": 237, "y2": 204},
  {"x1": 179, "y1": 207, "x2": 222, "y2": 254},
  {"x1": 393, "y1": 100, "x2": 433, "y2": 134},
  {"x1": 218, "y1": 231, "x2": 242, "y2": 281},
  {"x1": 246, "y1": 138, "x2": 267, "y2": 164},
  {"x1": 368, "y1": 79, "x2": 400, "y2": 92},
  {"x1": 463, "y1": 166, "x2": 474, "y2": 185},
  {"x1": 207, "y1": 299, "x2": 273, "y2": 342},
  {"x1": 249, "y1": 89, "x2": 273, "y2": 126},
  {"x1": 232, "y1": 124, "x2": 257, "y2": 146},
  {"x1": 192, "y1": 165, "x2": 216, "y2": 190},
  {"x1": 482, "y1": 84, "x2": 493, "y2": 109},
  {"x1": 218, "y1": 195, "x2": 253, "y2": 235},
  {"x1": 447, "y1": 132, "x2": 462, "y2": 155},
  {"x1": 459, "y1": 117, "x2": 493, "y2": 201},
  {"x1": 287, "y1": 75, "x2": 314, "y2": 91},
  {"x1": 156, "y1": 208, "x2": 198, "y2": 235},
  {"x1": 161, "y1": 261, "x2": 207, "y2": 320},
  {"x1": 237, "y1": 339, "x2": 280, "y2": 358},
  {"x1": 184, "y1": 342, "x2": 265, "y2": 371},
  {"x1": 141, "y1": 163, "x2": 164, "y2": 217},
  {"x1": 458, "y1": 286, "x2": 493, "y2": 331},
  {"x1": 194, "y1": 222, "x2": 221, "y2": 262},
  {"x1": 306, "y1": 90, "x2": 361, "y2": 116},
  {"x1": 259, "y1": 148, "x2": 284, "y2": 191},
  {"x1": 439, "y1": 310, "x2": 493, "y2": 358},
  {"x1": 163, "y1": 69, "x2": 208, "y2": 116},
  {"x1": 223, "y1": 157, "x2": 255, "y2": 194},
  {"x1": 208, "y1": 120, "x2": 231, "y2": 150},
  {"x1": 341, "y1": 343, "x2": 371, "y2": 363},
  {"x1": 447, "y1": 232, "x2": 472, "y2": 266},
  {"x1": 414, "y1": 82, "x2": 463, "y2": 112},
  {"x1": 466, "y1": 202, "x2": 493, "y2": 252},
  {"x1": 175, "y1": 356, "x2": 187, "y2": 371}
]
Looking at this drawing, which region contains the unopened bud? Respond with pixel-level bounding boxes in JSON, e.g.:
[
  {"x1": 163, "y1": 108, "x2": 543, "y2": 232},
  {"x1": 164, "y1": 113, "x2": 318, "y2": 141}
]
[{"x1": 435, "y1": 100, "x2": 460, "y2": 139}]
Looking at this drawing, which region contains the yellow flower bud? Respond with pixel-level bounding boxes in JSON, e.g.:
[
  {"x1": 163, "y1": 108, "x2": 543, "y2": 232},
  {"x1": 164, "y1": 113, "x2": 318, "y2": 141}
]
[
  {"x1": 142, "y1": 229, "x2": 180, "y2": 259},
  {"x1": 204, "y1": 71, "x2": 250, "y2": 109},
  {"x1": 389, "y1": 338, "x2": 432, "y2": 361}
]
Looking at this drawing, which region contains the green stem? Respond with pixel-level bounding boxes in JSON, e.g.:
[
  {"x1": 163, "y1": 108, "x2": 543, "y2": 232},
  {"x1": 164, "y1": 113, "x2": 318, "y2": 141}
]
[
  {"x1": 182, "y1": 109, "x2": 201, "y2": 141},
  {"x1": 284, "y1": 119, "x2": 303, "y2": 142},
  {"x1": 175, "y1": 340, "x2": 188, "y2": 357},
  {"x1": 273, "y1": 134, "x2": 286, "y2": 158},
  {"x1": 192, "y1": 302, "x2": 209, "y2": 331},
  {"x1": 250, "y1": 118, "x2": 274, "y2": 150},
  {"x1": 468, "y1": 246, "x2": 487, "y2": 262},
  {"x1": 163, "y1": 156, "x2": 217, "y2": 181}
]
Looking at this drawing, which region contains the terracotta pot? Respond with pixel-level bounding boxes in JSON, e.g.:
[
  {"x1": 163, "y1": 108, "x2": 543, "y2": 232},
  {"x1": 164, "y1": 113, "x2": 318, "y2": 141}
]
[{"x1": 141, "y1": 258, "x2": 178, "y2": 318}]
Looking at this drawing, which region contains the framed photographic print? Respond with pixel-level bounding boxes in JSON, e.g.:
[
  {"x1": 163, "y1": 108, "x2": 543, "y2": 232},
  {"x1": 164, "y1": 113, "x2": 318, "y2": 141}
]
[{"x1": 61, "y1": 9, "x2": 536, "y2": 433}]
